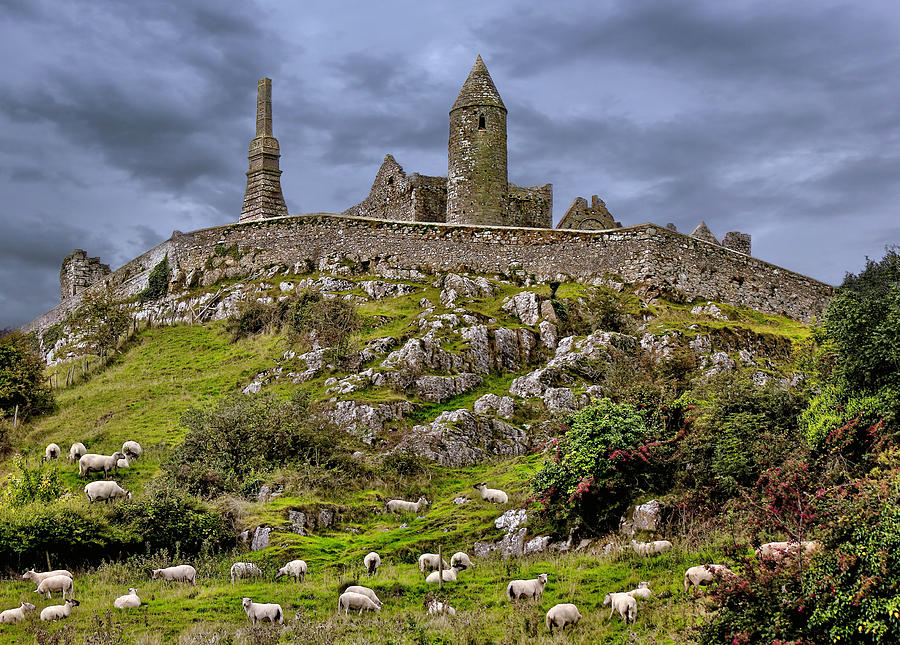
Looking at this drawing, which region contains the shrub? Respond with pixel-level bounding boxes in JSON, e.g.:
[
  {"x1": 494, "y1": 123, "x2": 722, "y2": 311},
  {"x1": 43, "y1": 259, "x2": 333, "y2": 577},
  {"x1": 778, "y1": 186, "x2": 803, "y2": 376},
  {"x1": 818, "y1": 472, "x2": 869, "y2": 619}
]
[
  {"x1": 0, "y1": 330, "x2": 55, "y2": 419},
  {"x1": 2, "y1": 457, "x2": 67, "y2": 507},
  {"x1": 74, "y1": 289, "x2": 131, "y2": 360},
  {"x1": 138, "y1": 254, "x2": 170, "y2": 302},
  {"x1": 224, "y1": 299, "x2": 282, "y2": 340},
  {"x1": 556, "y1": 286, "x2": 630, "y2": 336}
]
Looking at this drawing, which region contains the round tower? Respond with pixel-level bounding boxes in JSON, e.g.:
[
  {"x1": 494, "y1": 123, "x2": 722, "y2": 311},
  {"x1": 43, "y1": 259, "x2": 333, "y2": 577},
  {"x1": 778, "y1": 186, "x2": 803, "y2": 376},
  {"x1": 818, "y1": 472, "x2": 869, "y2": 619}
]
[{"x1": 446, "y1": 55, "x2": 508, "y2": 226}]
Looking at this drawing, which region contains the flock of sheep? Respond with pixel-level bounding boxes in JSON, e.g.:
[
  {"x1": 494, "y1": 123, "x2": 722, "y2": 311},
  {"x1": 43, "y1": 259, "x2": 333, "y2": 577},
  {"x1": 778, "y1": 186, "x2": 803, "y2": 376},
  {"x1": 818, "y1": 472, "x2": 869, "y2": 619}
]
[{"x1": 42, "y1": 440, "x2": 142, "y2": 502}]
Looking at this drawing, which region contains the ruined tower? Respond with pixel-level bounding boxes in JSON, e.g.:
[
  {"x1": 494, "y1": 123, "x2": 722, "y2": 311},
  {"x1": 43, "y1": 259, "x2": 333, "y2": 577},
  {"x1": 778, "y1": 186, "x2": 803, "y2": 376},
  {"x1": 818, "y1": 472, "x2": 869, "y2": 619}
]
[
  {"x1": 240, "y1": 78, "x2": 288, "y2": 222},
  {"x1": 446, "y1": 56, "x2": 508, "y2": 226}
]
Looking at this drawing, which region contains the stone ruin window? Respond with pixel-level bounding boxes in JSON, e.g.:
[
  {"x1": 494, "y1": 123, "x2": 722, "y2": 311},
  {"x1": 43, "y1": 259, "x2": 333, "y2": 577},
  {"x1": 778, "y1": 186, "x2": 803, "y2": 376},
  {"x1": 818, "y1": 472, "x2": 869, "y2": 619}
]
[
  {"x1": 478, "y1": 113, "x2": 486, "y2": 130},
  {"x1": 387, "y1": 176, "x2": 394, "y2": 185}
]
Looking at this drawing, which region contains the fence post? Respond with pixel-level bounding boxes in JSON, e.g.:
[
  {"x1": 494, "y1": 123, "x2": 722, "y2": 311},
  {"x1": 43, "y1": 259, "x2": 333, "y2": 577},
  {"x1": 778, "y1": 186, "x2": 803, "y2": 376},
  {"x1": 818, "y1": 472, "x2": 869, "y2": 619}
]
[
  {"x1": 438, "y1": 544, "x2": 443, "y2": 591},
  {"x1": 13, "y1": 404, "x2": 18, "y2": 428}
]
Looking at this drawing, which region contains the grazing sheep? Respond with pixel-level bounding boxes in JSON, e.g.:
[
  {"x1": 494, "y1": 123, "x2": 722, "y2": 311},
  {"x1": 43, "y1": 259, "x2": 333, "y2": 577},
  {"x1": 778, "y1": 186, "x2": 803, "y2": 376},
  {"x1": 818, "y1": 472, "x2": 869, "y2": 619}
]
[
  {"x1": 603, "y1": 592, "x2": 637, "y2": 623},
  {"x1": 506, "y1": 573, "x2": 549, "y2": 601},
  {"x1": 631, "y1": 539, "x2": 673, "y2": 556},
  {"x1": 84, "y1": 480, "x2": 131, "y2": 503},
  {"x1": 473, "y1": 482, "x2": 508, "y2": 504},
  {"x1": 44, "y1": 443, "x2": 60, "y2": 461},
  {"x1": 40, "y1": 599, "x2": 79, "y2": 622},
  {"x1": 22, "y1": 569, "x2": 73, "y2": 584},
  {"x1": 241, "y1": 597, "x2": 283, "y2": 625},
  {"x1": 79, "y1": 451, "x2": 126, "y2": 478},
  {"x1": 627, "y1": 581, "x2": 652, "y2": 600},
  {"x1": 0, "y1": 602, "x2": 36, "y2": 624},
  {"x1": 386, "y1": 496, "x2": 429, "y2": 513},
  {"x1": 113, "y1": 588, "x2": 141, "y2": 609},
  {"x1": 67, "y1": 442, "x2": 86, "y2": 463},
  {"x1": 684, "y1": 564, "x2": 734, "y2": 593},
  {"x1": 344, "y1": 585, "x2": 382, "y2": 608},
  {"x1": 116, "y1": 456, "x2": 131, "y2": 469},
  {"x1": 425, "y1": 566, "x2": 461, "y2": 584},
  {"x1": 275, "y1": 560, "x2": 307, "y2": 583},
  {"x1": 756, "y1": 540, "x2": 821, "y2": 560},
  {"x1": 364, "y1": 552, "x2": 381, "y2": 576},
  {"x1": 427, "y1": 599, "x2": 456, "y2": 616},
  {"x1": 35, "y1": 575, "x2": 74, "y2": 599},
  {"x1": 450, "y1": 552, "x2": 474, "y2": 570},
  {"x1": 338, "y1": 591, "x2": 380, "y2": 615},
  {"x1": 122, "y1": 441, "x2": 143, "y2": 460},
  {"x1": 545, "y1": 603, "x2": 582, "y2": 633},
  {"x1": 230, "y1": 562, "x2": 262, "y2": 584},
  {"x1": 151, "y1": 565, "x2": 197, "y2": 586},
  {"x1": 418, "y1": 553, "x2": 449, "y2": 575}
]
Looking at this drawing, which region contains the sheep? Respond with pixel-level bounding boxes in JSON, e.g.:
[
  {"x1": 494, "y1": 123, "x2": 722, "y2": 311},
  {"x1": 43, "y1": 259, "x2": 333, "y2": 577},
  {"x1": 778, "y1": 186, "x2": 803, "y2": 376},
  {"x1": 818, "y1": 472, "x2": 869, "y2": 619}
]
[
  {"x1": 151, "y1": 564, "x2": 197, "y2": 586},
  {"x1": 603, "y1": 592, "x2": 637, "y2": 623},
  {"x1": 386, "y1": 496, "x2": 429, "y2": 513},
  {"x1": 425, "y1": 566, "x2": 461, "y2": 584},
  {"x1": 684, "y1": 564, "x2": 734, "y2": 593},
  {"x1": 40, "y1": 598, "x2": 79, "y2": 622},
  {"x1": 122, "y1": 441, "x2": 143, "y2": 460},
  {"x1": 506, "y1": 573, "x2": 549, "y2": 601},
  {"x1": 230, "y1": 562, "x2": 262, "y2": 584},
  {"x1": 627, "y1": 581, "x2": 652, "y2": 600},
  {"x1": 450, "y1": 552, "x2": 474, "y2": 570},
  {"x1": 344, "y1": 585, "x2": 382, "y2": 608},
  {"x1": 275, "y1": 559, "x2": 307, "y2": 583},
  {"x1": 113, "y1": 588, "x2": 141, "y2": 609},
  {"x1": 84, "y1": 480, "x2": 132, "y2": 503},
  {"x1": 756, "y1": 540, "x2": 821, "y2": 560},
  {"x1": 35, "y1": 574, "x2": 75, "y2": 599},
  {"x1": 79, "y1": 451, "x2": 126, "y2": 478},
  {"x1": 418, "y1": 553, "x2": 449, "y2": 575},
  {"x1": 364, "y1": 552, "x2": 381, "y2": 576},
  {"x1": 338, "y1": 591, "x2": 380, "y2": 615},
  {"x1": 545, "y1": 603, "x2": 582, "y2": 633},
  {"x1": 67, "y1": 442, "x2": 87, "y2": 463},
  {"x1": 473, "y1": 482, "x2": 508, "y2": 504},
  {"x1": 0, "y1": 602, "x2": 36, "y2": 624},
  {"x1": 44, "y1": 443, "x2": 60, "y2": 461},
  {"x1": 117, "y1": 456, "x2": 131, "y2": 469},
  {"x1": 22, "y1": 569, "x2": 73, "y2": 584},
  {"x1": 426, "y1": 599, "x2": 456, "y2": 616},
  {"x1": 242, "y1": 597, "x2": 283, "y2": 625},
  {"x1": 631, "y1": 539, "x2": 673, "y2": 556}
]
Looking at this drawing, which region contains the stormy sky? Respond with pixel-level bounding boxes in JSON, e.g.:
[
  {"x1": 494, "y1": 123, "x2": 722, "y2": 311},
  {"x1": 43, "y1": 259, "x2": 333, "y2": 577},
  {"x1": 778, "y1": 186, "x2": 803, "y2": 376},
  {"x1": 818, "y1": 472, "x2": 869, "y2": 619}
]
[{"x1": 1, "y1": 0, "x2": 898, "y2": 328}]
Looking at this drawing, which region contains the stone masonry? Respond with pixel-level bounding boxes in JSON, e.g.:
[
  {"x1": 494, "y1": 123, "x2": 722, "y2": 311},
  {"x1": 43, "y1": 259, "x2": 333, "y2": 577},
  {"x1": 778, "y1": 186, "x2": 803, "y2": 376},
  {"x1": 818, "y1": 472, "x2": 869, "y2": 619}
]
[
  {"x1": 557, "y1": 195, "x2": 620, "y2": 230},
  {"x1": 239, "y1": 78, "x2": 288, "y2": 222},
  {"x1": 59, "y1": 250, "x2": 111, "y2": 301}
]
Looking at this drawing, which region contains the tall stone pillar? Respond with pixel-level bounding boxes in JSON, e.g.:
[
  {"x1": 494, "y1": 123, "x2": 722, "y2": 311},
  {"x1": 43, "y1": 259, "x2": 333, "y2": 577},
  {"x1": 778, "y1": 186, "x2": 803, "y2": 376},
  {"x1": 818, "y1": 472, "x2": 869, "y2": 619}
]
[{"x1": 239, "y1": 78, "x2": 288, "y2": 222}]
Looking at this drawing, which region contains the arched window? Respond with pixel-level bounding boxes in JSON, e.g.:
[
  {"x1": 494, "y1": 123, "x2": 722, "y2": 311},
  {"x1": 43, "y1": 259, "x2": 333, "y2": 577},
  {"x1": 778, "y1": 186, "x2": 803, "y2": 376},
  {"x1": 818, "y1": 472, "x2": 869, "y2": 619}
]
[{"x1": 478, "y1": 114, "x2": 486, "y2": 130}]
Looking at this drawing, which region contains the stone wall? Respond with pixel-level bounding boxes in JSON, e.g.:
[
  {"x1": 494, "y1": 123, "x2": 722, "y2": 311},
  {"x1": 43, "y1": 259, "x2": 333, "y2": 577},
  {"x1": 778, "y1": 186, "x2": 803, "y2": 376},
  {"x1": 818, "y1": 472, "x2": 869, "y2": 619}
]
[
  {"x1": 507, "y1": 183, "x2": 552, "y2": 228},
  {"x1": 59, "y1": 250, "x2": 111, "y2": 301},
  {"x1": 556, "y1": 195, "x2": 620, "y2": 230}
]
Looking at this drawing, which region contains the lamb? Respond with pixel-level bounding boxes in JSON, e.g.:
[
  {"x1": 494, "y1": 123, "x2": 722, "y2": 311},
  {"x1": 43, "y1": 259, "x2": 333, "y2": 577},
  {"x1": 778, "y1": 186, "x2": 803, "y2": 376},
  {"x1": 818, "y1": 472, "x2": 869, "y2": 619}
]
[
  {"x1": 79, "y1": 451, "x2": 126, "y2": 477},
  {"x1": 113, "y1": 588, "x2": 141, "y2": 608},
  {"x1": 418, "y1": 553, "x2": 449, "y2": 575},
  {"x1": 545, "y1": 603, "x2": 582, "y2": 633},
  {"x1": 117, "y1": 456, "x2": 131, "y2": 469},
  {"x1": 22, "y1": 569, "x2": 73, "y2": 584},
  {"x1": 122, "y1": 441, "x2": 143, "y2": 460},
  {"x1": 631, "y1": 539, "x2": 673, "y2": 556},
  {"x1": 364, "y1": 552, "x2": 381, "y2": 576},
  {"x1": 426, "y1": 599, "x2": 456, "y2": 616},
  {"x1": 684, "y1": 564, "x2": 734, "y2": 593},
  {"x1": 338, "y1": 591, "x2": 380, "y2": 615},
  {"x1": 386, "y1": 496, "x2": 429, "y2": 513},
  {"x1": 344, "y1": 585, "x2": 382, "y2": 608},
  {"x1": 230, "y1": 562, "x2": 262, "y2": 584},
  {"x1": 241, "y1": 597, "x2": 283, "y2": 625},
  {"x1": 506, "y1": 573, "x2": 549, "y2": 601},
  {"x1": 275, "y1": 559, "x2": 307, "y2": 583},
  {"x1": 44, "y1": 443, "x2": 60, "y2": 461},
  {"x1": 0, "y1": 602, "x2": 36, "y2": 624},
  {"x1": 473, "y1": 482, "x2": 508, "y2": 504},
  {"x1": 425, "y1": 566, "x2": 461, "y2": 584},
  {"x1": 35, "y1": 574, "x2": 75, "y2": 599},
  {"x1": 40, "y1": 599, "x2": 79, "y2": 621},
  {"x1": 450, "y1": 552, "x2": 474, "y2": 570},
  {"x1": 84, "y1": 480, "x2": 132, "y2": 503},
  {"x1": 603, "y1": 592, "x2": 637, "y2": 623},
  {"x1": 627, "y1": 581, "x2": 652, "y2": 600},
  {"x1": 151, "y1": 564, "x2": 197, "y2": 586},
  {"x1": 68, "y1": 442, "x2": 86, "y2": 463}
]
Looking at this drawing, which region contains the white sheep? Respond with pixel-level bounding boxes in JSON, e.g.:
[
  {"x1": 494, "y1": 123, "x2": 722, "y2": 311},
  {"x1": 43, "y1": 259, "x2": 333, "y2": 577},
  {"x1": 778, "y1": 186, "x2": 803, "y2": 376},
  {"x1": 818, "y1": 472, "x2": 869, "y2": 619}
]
[
  {"x1": 116, "y1": 456, "x2": 131, "y2": 469},
  {"x1": 756, "y1": 540, "x2": 821, "y2": 560},
  {"x1": 631, "y1": 539, "x2": 673, "y2": 556},
  {"x1": 545, "y1": 603, "x2": 582, "y2": 633},
  {"x1": 684, "y1": 564, "x2": 734, "y2": 593},
  {"x1": 627, "y1": 581, "x2": 652, "y2": 600},
  {"x1": 230, "y1": 562, "x2": 262, "y2": 584},
  {"x1": 79, "y1": 451, "x2": 126, "y2": 477},
  {"x1": 35, "y1": 574, "x2": 74, "y2": 599},
  {"x1": 67, "y1": 442, "x2": 86, "y2": 463},
  {"x1": 418, "y1": 553, "x2": 449, "y2": 575},
  {"x1": 242, "y1": 597, "x2": 283, "y2": 625},
  {"x1": 473, "y1": 482, "x2": 508, "y2": 504},
  {"x1": 506, "y1": 573, "x2": 549, "y2": 601},
  {"x1": 113, "y1": 588, "x2": 141, "y2": 608},
  {"x1": 344, "y1": 585, "x2": 382, "y2": 608},
  {"x1": 22, "y1": 569, "x2": 73, "y2": 584},
  {"x1": 603, "y1": 592, "x2": 637, "y2": 623},
  {"x1": 425, "y1": 566, "x2": 461, "y2": 584},
  {"x1": 122, "y1": 441, "x2": 143, "y2": 460},
  {"x1": 450, "y1": 551, "x2": 474, "y2": 570},
  {"x1": 0, "y1": 602, "x2": 36, "y2": 624},
  {"x1": 275, "y1": 559, "x2": 307, "y2": 583},
  {"x1": 40, "y1": 599, "x2": 79, "y2": 621},
  {"x1": 44, "y1": 443, "x2": 60, "y2": 461},
  {"x1": 338, "y1": 591, "x2": 380, "y2": 615},
  {"x1": 386, "y1": 496, "x2": 429, "y2": 513},
  {"x1": 364, "y1": 552, "x2": 381, "y2": 576},
  {"x1": 426, "y1": 599, "x2": 456, "y2": 616},
  {"x1": 151, "y1": 564, "x2": 197, "y2": 586},
  {"x1": 84, "y1": 480, "x2": 132, "y2": 503}
]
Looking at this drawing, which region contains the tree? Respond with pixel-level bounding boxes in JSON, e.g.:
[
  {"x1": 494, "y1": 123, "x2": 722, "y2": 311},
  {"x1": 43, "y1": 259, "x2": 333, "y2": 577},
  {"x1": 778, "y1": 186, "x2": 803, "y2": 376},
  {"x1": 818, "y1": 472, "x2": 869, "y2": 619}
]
[
  {"x1": 0, "y1": 331, "x2": 54, "y2": 419},
  {"x1": 75, "y1": 289, "x2": 131, "y2": 360}
]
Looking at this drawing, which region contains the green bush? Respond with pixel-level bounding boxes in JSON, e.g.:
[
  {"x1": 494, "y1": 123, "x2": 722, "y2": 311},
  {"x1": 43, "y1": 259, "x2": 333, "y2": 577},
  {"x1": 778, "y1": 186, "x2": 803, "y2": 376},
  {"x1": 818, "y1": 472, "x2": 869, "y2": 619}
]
[
  {"x1": 2, "y1": 457, "x2": 67, "y2": 507},
  {"x1": 0, "y1": 330, "x2": 55, "y2": 419},
  {"x1": 138, "y1": 254, "x2": 170, "y2": 302}
]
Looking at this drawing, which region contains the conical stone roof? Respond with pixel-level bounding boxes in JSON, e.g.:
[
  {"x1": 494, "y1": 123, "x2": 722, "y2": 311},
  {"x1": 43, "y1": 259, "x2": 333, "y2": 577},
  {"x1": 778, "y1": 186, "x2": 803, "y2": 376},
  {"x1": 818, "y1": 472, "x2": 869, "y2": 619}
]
[
  {"x1": 451, "y1": 55, "x2": 506, "y2": 112},
  {"x1": 690, "y1": 221, "x2": 720, "y2": 245}
]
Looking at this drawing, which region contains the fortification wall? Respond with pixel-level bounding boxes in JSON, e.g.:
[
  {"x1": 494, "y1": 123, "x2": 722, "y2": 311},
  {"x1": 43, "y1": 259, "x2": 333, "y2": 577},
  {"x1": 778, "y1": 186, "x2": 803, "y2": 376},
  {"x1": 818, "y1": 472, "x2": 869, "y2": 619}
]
[{"x1": 507, "y1": 183, "x2": 552, "y2": 228}]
